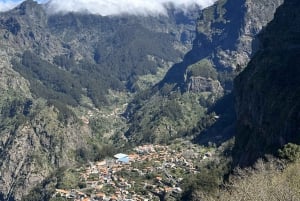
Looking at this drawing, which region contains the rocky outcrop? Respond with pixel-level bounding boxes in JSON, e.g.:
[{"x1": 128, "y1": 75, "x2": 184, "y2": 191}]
[
  {"x1": 234, "y1": 0, "x2": 300, "y2": 166},
  {"x1": 195, "y1": 0, "x2": 284, "y2": 71},
  {"x1": 187, "y1": 76, "x2": 223, "y2": 94}
]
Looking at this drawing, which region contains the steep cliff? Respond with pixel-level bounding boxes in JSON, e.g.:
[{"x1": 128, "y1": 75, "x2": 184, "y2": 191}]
[
  {"x1": 234, "y1": 0, "x2": 300, "y2": 166},
  {"x1": 162, "y1": 0, "x2": 283, "y2": 89}
]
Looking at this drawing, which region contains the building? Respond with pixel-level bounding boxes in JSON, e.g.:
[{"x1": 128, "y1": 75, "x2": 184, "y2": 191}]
[{"x1": 114, "y1": 153, "x2": 129, "y2": 163}]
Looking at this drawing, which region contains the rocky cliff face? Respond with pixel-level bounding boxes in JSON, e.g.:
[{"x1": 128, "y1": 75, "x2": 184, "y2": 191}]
[
  {"x1": 186, "y1": 76, "x2": 223, "y2": 94},
  {"x1": 163, "y1": 0, "x2": 284, "y2": 89},
  {"x1": 195, "y1": 0, "x2": 284, "y2": 70},
  {"x1": 0, "y1": 105, "x2": 91, "y2": 200},
  {"x1": 234, "y1": 0, "x2": 300, "y2": 166}
]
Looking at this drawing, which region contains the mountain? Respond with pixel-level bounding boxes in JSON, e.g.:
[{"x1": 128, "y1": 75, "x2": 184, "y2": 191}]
[
  {"x1": 178, "y1": 1, "x2": 300, "y2": 199},
  {"x1": 125, "y1": 0, "x2": 283, "y2": 144},
  {"x1": 1, "y1": 0, "x2": 198, "y2": 107},
  {"x1": 234, "y1": 0, "x2": 300, "y2": 166},
  {"x1": 162, "y1": 0, "x2": 284, "y2": 89},
  {"x1": 0, "y1": 1, "x2": 201, "y2": 199},
  {"x1": 0, "y1": 0, "x2": 290, "y2": 199}
]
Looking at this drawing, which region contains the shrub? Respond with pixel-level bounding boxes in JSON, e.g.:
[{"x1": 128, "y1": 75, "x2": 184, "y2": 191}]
[
  {"x1": 186, "y1": 59, "x2": 217, "y2": 80},
  {"x1": 278, "y1": 143, "x2": 300, "y2": 162}
]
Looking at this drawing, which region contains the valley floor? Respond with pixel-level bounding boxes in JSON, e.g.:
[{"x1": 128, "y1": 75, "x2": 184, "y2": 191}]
[{"x1": 51, "y1": 141, "x2": 215, "y2": 201}]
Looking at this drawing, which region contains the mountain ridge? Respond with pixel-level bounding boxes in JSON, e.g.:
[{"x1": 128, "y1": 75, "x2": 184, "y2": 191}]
[{"x1": 124, "y1": 0, "x2": 283, "y2": 144}]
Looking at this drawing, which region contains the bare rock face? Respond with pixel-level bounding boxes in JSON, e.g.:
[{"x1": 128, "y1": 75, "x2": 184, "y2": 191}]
[
  {"x1": 0, "y1": 103, "x2": 92, "y2": 200},
  {"x1": 195, "y1": 0, "x2": 284, "y2": 71},
  {"x1": 0, "y1": 51, "x2": 31, "y2": 95},
  {"x1": 187, "y1": 76, "x2": 223, "y2": 95},
  {"x1": 161, "y1": 0, "x2": 284, "y2": 91}
]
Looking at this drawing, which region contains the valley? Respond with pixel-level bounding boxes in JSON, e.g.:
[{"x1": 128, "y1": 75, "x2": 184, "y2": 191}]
[{"x1": 0, "y1": 0, "x2": 300, "y2": 200}]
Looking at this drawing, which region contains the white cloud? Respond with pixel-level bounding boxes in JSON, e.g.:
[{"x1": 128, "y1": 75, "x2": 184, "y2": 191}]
[
  {"x1": 0, "y1": 1, "x2": 20, "y2": 12},
  {"x1": 0, "y1": 0, "x2": 217, "y2": 15},
  {"x1": 46, "y1": 0, "x2": 218, "y2": 16}
]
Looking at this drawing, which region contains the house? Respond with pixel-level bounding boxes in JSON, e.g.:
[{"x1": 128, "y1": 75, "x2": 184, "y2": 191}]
[
  {"x1": 55, "y1": 189, "x2": 69, "y2": 197},
  {"x1": 75, "y1": 190, "x2": 87, "y2": 198},
  {"x1": 114, "y1": 153, "x2": 129, "y2": 163},
  {"x1": 97, "y1": 160, "x2": 107, "y2": 167},
  {"x1": 110, "y1": 195, "x2": 118, "y2": 201},
  {"x1": 128, "y1": 154, "x2": 139, "y2": 161},
  {"x1": 94, "y1": 193, "x2": 106, "y2": 200}
]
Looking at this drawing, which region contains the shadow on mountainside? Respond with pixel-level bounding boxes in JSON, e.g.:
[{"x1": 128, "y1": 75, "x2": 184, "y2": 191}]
[{"x1": 192, "y1": 93, "x2": 236, "y2": 146}]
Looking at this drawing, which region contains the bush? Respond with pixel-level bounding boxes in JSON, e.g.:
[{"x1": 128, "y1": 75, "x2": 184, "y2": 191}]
[
  {"x1": 181, "y1": 168, "x2": 223, "y2": 200},
  {"x1": 278, "y1": 143, "x2": 300, "y2": 162},
  {"x1": 186, "y1": 59, "x2": 217, "y2": 80}
]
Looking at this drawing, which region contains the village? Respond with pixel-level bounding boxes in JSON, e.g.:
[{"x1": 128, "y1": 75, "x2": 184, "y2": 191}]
[{"x1": 53, "y1": 142, "x2": 214, "y2": 201}]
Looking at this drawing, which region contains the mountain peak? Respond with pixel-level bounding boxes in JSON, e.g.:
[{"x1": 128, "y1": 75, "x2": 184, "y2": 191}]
[{"x1": 14, "y1": 0, "x2": 43, "y2": 15}]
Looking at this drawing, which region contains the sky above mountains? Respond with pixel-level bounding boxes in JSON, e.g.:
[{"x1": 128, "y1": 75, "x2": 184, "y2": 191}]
[
  {"x1": 0, "y1": 0, "x2": 42, "y2": 11},
  {"x1": 0, "y1": 0, "x2": 217, "y2": 15},
  {"x1": 0, "y1": 0, "x2": 22, "y2": 11}
]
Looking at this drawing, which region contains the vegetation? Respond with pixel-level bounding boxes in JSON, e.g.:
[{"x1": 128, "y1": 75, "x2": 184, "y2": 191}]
[
  {"x1": 218, "y1": 159, "x2": 300, "y2": 201},
  {"x1": 181, "y1": 156, "x2": 300, "y2": 201},
  {"x1": 197, "y1": 0, "x2": 227, "y2": 34},
  {"x1": 55, "y1": 168, "x2": 82, "y2": 190},
  {"x1": 12, "y1": 51, "x2": 116, "y2": 108},
  {"x1": 181, "y1": 168, "x2": 222, "y2": 200},
  {"x1": 2, "y1": 17, "x2": 21, "y2": 35},
  {"x1": 1, "y1": 0, "x2": 297, "y2": 200},
  {"x1": 279, "y1": 143, "x2": 300, "y2": 162},
  {"x1": 75, "y1": 143, "x2": 118, "y2": 163},
  {"x1": 47, "y1": 12, "x2": 183, "y2": 96},
  {"x1": 21, "y1": 174, "x2": 56, "y2": 201},
  {"x1": 126, "y1": 90, "x2": 208, "y2": 144},
  {"x1": 0, "y1": 91, "x2": 32, "y2": 132},
  {"x1": 186, "y1": 59, "x2": 217, "y2": 79}
]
